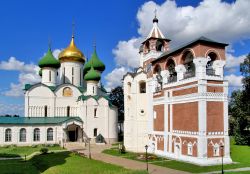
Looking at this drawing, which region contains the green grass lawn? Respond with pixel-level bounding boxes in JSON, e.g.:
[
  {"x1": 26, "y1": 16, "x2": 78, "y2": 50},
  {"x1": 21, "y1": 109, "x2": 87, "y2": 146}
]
[
  {"x1": 0, "y1": 145, "x2": 63, "y2": 158},
  {"x1": 103, "y1": 138, "x2": 250, "y2": 173},
  {"x1": 0, "y1": 152, "x2": 147, "y2": 174}
]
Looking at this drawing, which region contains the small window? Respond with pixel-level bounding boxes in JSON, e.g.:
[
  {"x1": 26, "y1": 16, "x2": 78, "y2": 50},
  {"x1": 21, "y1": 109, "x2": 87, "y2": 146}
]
[
  {"x1": 67, "y1": 106, "x2": 70, "y2": 117},
  {"x1": 20, "y1": 128, "x2": 26, "y2": 142},
  {"x1": 34, "y1": 128, "x2": 40, "y2": 141},
  {"x1": 139, "y1": 81, "x2": 146, "y2": 93},
  {"x1": 94, "y1": 108, "x2": 97, "y2": 117},
  {"x1": 127, "y1": 82, "x2": 131, "y2": 94},
  {"x1": 213, "y1": 144, "x2": 220, "y2": 156},
  {"x1": 187, "y1": 143, "x2": 193, "y2": 156},
  {"x1": 63, "y1": 67, "x2": 65, "y2": 83},
  {"x1": 49, "y1": 71, "x2": 51, "y2": 81},
  {"x1": 94, "y1": 128, "x2": 97, "y2": 137},
  {"x1": 47, "y1": 128, "x2": 53, "y2": 141},
  {"x1": 44, "y1": 105, "x2": 48, "y2": 117},
  {"x1": 93, "y1": 86, "x2": 95, "y2": 94},
  {"x1": 154, "y1": 111, "x2": 157, "y2": 119},
  {"x1": 5, "y1": 129, "x2": 11, "y2": 142}
]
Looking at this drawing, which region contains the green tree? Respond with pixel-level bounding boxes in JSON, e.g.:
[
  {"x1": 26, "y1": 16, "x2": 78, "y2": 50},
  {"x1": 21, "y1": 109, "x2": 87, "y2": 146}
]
[{"x1": 229, "y1": 53, "x2": 250, "y2": 145}]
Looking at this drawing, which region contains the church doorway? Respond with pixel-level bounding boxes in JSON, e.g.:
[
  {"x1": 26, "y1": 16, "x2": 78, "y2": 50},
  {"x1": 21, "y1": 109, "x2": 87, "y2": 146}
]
[{"x1": 66, "y1": 124, "x2": 80, "y2": 142}]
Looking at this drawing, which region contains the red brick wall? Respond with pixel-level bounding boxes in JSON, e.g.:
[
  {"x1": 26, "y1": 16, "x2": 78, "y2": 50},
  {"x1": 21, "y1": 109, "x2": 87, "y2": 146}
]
[
  {"x1": 207, "y1": 101, "x2": 224, "y2": 132},
  {"x1": 173, "y1": 102, "x2": 198, "y2": 131},
  {"x1": 181, "y1": 137, "x2": 198, "y2": 157},
  {"x1": 207, "y1": 138, "x2": 224, "y2": 158},
  {"x1": 157, "y1": 138, "x2": 164, "y2": 151},
  {"x1": 173, "y1": 87, "x2": 198, "y2": 96},
  {"x1": 207, "y1": 86, "x2": 223, "y2": 93},
  {"x1": 154, "y1": 105, "x2": 164, "y2": 131}
]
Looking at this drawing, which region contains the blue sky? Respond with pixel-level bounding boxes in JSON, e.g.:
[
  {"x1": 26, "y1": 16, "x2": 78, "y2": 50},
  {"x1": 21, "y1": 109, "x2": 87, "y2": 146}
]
[{"x1": 0, "y1": 0, "x2": 249, "y2": 115}]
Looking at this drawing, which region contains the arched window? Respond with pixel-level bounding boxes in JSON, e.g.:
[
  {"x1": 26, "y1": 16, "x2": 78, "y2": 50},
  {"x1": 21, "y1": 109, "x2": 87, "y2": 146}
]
[
  {"x1": 187, "y1": 142, "x2": 193, "y2": 156},
  {"x1": 182, "y1": 51, "x2": 195, "y2": 78},
  {"x1": 49, "y1": 70, "x2": 51, "y2": 81},
  {"x1": 5, "y1": 129, "x2": 11, "y2": 142},
  {"x1": 156, "y1": 40, "x2": 164, "y2": 51},
  {"x1": 63, "y1": 87, "x2": 73, "y2": 97},
  {"x1": 213, "y1": 143, "x2": 220, "y2": 156},
  {"x1": 33, "y1": 128, "x2": 40, "y2": 141},
  {"x1": 166, "y1": 59, "x2": 177, "y2": 83},
  {"x1": 72, "y1": 67, "x2": 74, "y2": 85},
  {"x1": 139, "y1": 81, "x2": 146, "y2": 93},
  {"x1": 127, "y1": 82, "x2": 131, "y2": 94},
  {"x1": 94, "y1": 128, "x2": 98, "y2": 137},
  {"x1": 20, "y1": 128, "x2": 26, "y2": 142},
  {"x1": 153, "y1": 64, "x2": 161, "y2": 75},
  {"x1": 94, "y1": 108, "x2": 97, "y2": 117},
  {"x1": 47, "y1": 128, "x2": 53, "y2": 141},
  {"x1": 63, "y1": 67, "x2": 65, "y2": 83},
  {"x1": 44, "y1": 105, "x2": 48, "y2": 117},
  {"x1": 206, "y1": 52, "x2": 218, "y2": 75},
  {"x1": 67, "y1": 106, "x2": 70, "y2": 117}
]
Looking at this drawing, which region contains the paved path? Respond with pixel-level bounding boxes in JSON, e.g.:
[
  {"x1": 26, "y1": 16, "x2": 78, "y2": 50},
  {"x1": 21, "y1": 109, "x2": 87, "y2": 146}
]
[
  {"x1": 73, "y1": 144, "x2": 190, "y2": 174},
  {"x1": 202, "y1": 167, "x2": 250, "y2": 174}
]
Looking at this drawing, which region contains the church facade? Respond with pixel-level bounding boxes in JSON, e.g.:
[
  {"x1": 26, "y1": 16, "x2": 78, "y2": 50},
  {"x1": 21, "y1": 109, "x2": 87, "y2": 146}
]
[
  {"x1": 0, "y1": 35, "x2": 118, "y2": 146},
  {"x1": 123, "y1": 16, "x2": 232, "y2": 165}
]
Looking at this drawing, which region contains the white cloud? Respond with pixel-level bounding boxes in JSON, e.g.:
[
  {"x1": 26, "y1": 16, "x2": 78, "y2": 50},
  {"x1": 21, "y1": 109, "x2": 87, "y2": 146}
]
[
  {"x1": 225, "y1": 53, "x2": 245, "y2": 73},
  {"x1": 225, "y1": 74, "x2": 243, "y2": 91},
  {"x1": 52, "y1": 49, "x2": 61, "y2": 59},
  {"x1": 104, "y1": 67, "x2": 129, "y2": 91},
  {"x1": 112, "y1": 38, "x2": 141, "y2": 68},
  {"x1": 105, "y1": 0, "x2": 250, "y2": 89},
  {"x1": 0, "y1": 103, "x2": 24, "y2": 116}
]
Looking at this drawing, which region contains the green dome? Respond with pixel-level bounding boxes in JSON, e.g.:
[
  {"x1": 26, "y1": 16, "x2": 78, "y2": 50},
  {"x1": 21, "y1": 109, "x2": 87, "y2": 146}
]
[
  {"x1": 39, "y1": 69, "x2": 42, "y2": 76},
  {"x1": 38, "y1": 48, "x2": 61, "y2": 68},
  {"x1": 84, "y1": 66, "x2": 101, "y2": 81},
  {"x1": 84, "y1": 48, "x2": 105, "y2": 73}
]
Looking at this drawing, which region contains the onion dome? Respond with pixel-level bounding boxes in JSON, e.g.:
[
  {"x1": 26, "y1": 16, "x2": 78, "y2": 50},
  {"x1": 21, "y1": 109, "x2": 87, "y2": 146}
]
[
  {"x1": 39, "y1": 69, "x2": 42, "y2": 76},
  {"x1": 38, "y1": 48, "x2": 60, "y2": 68},
  {"x1": 58, "y1": 36, "x2": 86, "y2": 63},
  {"x1": 84, "y1": 66, "x2": 101, "y2": 81},
  {"x1": 84, "y1": 47, "x2": 105, "y2": 73}
]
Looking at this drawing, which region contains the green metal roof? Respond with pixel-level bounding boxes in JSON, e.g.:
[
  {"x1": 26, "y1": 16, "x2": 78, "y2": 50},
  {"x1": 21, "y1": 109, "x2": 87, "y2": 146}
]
[
  {"x1": 0, "y1": 116, "x2": 83, "y2": 125},
  {"x1": 84, "y1": 48, "x2": 105, "y2": 73},
  {"x1": 38, "y1": 48, "x2": 61, "y2": 68},
  {"x1": 152, "y1": 36, "x2": 228, "y2": 64},
  {"x1": 84, "y1": 66, "x2": 101, "y2": 81}
]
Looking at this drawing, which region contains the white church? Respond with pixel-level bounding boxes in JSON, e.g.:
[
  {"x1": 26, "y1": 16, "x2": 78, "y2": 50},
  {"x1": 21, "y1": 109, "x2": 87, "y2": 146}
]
[{"x1": 0, "y1": 35, "x2": 118, "y2": 146}]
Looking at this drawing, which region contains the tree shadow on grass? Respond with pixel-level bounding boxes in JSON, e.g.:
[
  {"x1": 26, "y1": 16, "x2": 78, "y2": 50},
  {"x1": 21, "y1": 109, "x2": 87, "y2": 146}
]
[
  {"x1": 0, "y1": 153, "x2": 21, "y2": 158},
  {"x1": 30, "y1": 151, "x2": 71, "y2": 173}
]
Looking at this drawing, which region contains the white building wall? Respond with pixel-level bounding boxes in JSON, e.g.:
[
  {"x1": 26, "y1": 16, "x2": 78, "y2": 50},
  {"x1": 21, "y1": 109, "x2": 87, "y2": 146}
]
[
  {"x1": 59, "y1": 62, "x2": 84, "y2": 86},
  {"x1": 42, "y1": 67, "x2": 58, "y2": 86}
]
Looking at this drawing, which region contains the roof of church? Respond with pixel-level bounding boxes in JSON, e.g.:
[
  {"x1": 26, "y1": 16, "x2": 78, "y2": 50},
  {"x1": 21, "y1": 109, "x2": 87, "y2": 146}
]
[
  {"x1": 142, "y1": 16, "x2": 171, "y2": 43},
  {"x1": 38, "y1": 48, "x2": 61, "y2": 68},
  {"x1": 58, "y1": 36, "x2": 86, "y2": 63},
  {"x1": 152, "y1": 36, "x2": 228, "y2": 64},
  {"x1": 84, "y1": 66, "x2": 101, "y2": 81},
  {"x1": 84, "y1": 47, "x2": 105, "y2": 73},
  {"x1": 0, "y1": 116, "x2": 82, "y2": 125}
]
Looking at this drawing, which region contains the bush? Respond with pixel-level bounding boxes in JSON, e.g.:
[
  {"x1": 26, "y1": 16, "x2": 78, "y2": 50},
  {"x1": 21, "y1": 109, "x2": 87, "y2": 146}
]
[
  {"x1": 40, "y1": 148, "x2": 48, "y2": 154},
  {"x1": 121, "y1": 144, "x2": 126, "y2": 154}
]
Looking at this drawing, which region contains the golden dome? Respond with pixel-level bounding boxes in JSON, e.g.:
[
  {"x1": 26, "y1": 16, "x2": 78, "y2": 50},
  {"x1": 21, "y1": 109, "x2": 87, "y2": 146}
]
[{"x1": 58, "y1": 36, "x2": 86, "y2": 63}]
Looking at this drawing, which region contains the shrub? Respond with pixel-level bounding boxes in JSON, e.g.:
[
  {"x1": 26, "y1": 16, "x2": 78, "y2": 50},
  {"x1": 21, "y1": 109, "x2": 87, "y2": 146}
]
[
  {"x1": 40, "y1": 148, "x2": 48, "y2": 154},
  {"x1": 121, "y1": 144, "x2": 126, "y2": 154}
]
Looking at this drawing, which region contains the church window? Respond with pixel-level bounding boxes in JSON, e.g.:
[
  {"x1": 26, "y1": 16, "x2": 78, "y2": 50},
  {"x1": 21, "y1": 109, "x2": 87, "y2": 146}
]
[
  {"x1": 33, "y1": 128, "x2": 40, "y2": 141},
  {"x1": 5, "y1": 128, "x2": 11, "y2": 142},
  {"x1": 153, "y1": 111, "x2": 157, "y2": 119},
  {"x1": 19, "y1": 128, "x2": 26, "y2": 142},
  {"x1": 213, "y1": 143, "x2": 220, "y2": 156},
  {"x1": 63, "y1": 87, "x2": 73, "y2": 97},
  {"x1": 49, "y1": 71, "x2": 51, "y2": 81},
  {"x1": 127, "y1": 82, "x2": 131, "y2": 94},
  {"x1": 44, "y1": 105, "x2": 48, "y2": 117},
  {"x1": 94, "y1": 108, "x2": 97, "y2": 117},
  {"x1": 94, "y1": 128, "x2": 98, "y2": 137},
  {"x1": 67, "y1": 106, "x2": 70, "y2": 117},
  {"x1": 93, "y1": 86, "x2": 95, "y2": 94},
  {"x1": 206, "y1": 52, "x2": 218, "y2": 76},
  {"x1": 182, "y1": 51, "x2": 195, "y2": 79},
  {"x1": 47, "y1": 128, "x2": 53, "y2": 141},
  {"x1": 72, "y1": 67, "x2": 74, "y2": 85},
  {"x1": 80, "y1": 68, "x2": 82, "y2": 85},
  {"x1": 166, "y1": 59, "x2": 177, "y2": 83},
  {"x1": 63, "y1": 67, "x2": 65, "y2": 83},
  {"x1": 139, "y1": 81, "x2": 146, "y2": 93},
  {"x1": 187, "y1": 142, "x2": 193, "y2": 156}
]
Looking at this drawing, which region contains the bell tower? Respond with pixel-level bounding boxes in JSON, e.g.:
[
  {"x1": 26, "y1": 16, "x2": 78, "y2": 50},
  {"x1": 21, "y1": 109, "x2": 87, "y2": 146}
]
[{"x1": 139, "y1": 13, "x2": 171, "y2": 71}]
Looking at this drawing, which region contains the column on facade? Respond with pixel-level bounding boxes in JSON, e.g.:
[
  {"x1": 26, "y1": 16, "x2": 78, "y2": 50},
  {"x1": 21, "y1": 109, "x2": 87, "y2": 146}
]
[
  {"x1": 212, "y1": 60, "x2": 226, "y2": 77},
  {"x1": 193, "y1": 57, "x2": 208, "y2": 79},
  {"x1": 175, "y1": 64, "x2": 186, "y2": 81}
]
